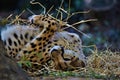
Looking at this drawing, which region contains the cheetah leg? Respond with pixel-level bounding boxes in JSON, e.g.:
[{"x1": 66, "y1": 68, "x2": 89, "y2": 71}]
[
  {"x1": 50, "y1": 46, "x2": 69, "y2": 70},
  {"x1": 16, "y1": 25, "x2": 56, "y2": 60},
  {"x1": 50, "y1": 46, "x2": 86, "y2": 70}
]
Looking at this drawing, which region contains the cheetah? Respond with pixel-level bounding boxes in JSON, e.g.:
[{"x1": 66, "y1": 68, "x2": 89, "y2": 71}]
[{"x1": 1, "y1": 14, "x2": 86, "y2": 75}]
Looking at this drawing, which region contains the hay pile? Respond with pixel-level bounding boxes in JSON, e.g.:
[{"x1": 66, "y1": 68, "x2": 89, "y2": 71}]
[{"x1": 87, "y1": 50, "x2": 120, "y2": 76}]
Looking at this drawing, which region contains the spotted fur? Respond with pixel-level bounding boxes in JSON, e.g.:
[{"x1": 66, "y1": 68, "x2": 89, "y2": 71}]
[{"x1": 1, "y1": 14, "x2": 86, "y2": 75}]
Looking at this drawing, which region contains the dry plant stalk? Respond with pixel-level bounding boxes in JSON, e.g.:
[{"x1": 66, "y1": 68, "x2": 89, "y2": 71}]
[{"x1": 87, "y1": 50, "x2": 120, "y2": 76}]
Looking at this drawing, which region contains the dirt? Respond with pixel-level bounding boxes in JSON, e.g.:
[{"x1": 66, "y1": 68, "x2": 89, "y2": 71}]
[{"x1": 31, "y1": 77, "x2": 103, "y2": 80}]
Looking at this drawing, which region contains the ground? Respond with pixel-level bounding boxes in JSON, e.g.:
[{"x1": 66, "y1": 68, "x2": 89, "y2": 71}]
[{"x1": 0, "y1": 1, "x2": 120, "y2": 79}]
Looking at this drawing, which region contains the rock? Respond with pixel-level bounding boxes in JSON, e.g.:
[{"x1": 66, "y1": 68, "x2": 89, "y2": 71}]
[{"x1": 0, "y1": 40, "x2": 31, "y2": 80}]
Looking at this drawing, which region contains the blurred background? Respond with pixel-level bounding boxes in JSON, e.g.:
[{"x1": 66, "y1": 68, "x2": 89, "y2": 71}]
[{"x1": 0, "y1": 0, "x2": 120, "y2": 55}]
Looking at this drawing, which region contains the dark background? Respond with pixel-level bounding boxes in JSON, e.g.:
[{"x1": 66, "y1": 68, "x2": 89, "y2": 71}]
[{"x1": 0, "y1": 0, "x2": 120, "y2": 55}]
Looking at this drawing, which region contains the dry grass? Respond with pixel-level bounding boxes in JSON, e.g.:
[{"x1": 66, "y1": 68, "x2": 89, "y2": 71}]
[
  {"x1": 42, "y1": 49, "x2": 120, "y2": 79},
  {"x1": 87, "y1": 49, "x2": 120, "y2": 77}
]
